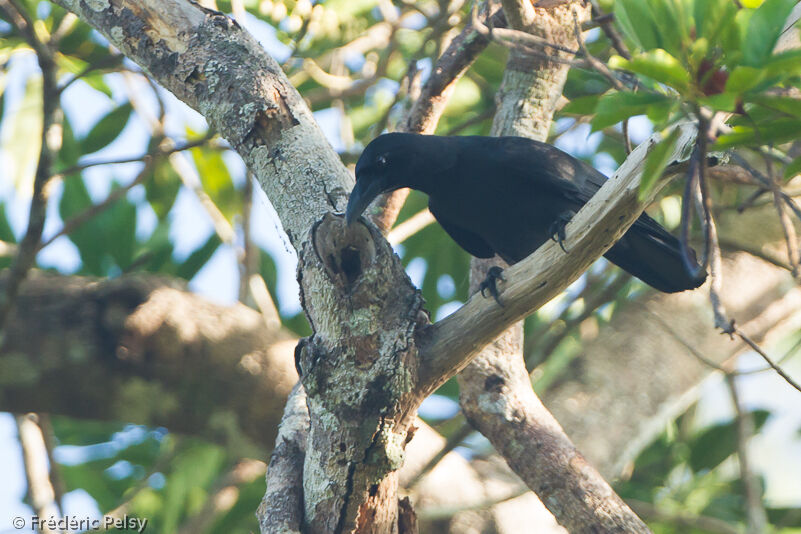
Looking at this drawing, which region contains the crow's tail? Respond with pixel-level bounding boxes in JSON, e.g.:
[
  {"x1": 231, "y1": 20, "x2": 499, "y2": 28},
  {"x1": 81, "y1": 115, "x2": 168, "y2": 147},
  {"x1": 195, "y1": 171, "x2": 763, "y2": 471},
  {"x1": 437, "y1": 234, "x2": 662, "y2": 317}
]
[{"x1": 604, "y1": 213, "x2": 707, "y2": 293}]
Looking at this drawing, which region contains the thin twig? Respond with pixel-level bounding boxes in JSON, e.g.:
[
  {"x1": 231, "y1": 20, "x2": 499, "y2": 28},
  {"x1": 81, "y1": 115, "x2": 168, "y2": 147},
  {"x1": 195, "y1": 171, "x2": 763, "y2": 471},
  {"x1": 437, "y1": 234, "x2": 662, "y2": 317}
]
[
  {"x1": 528, "y1": 272, "x2": 632, "y2": 371},
  {"x1": 16, "y1": 414, "x2": 61, "y2": 532},
  {"x1": 572, "y1": 10, "x2": 624, "y2": 91},
  {"x1": 52, "y1": 133, "x2": 217, "y2": 178},
  {"x1": 57, "y1": 53, "x2": 125, "y2": 93},
  {"x1": 444, "y1": 106, "x2": 496, "y2": 135},
  {"x1": 37, "y1": 414, "x2": 66, "y2": 513},
  {"x1": 471, "y1": 6, "x2": 583, "y2": 68},
  {"x1": 239, "y1": 172, "x2": 256, "y2": 302},
  {"x1": 770, "y1": 169, "x2": 801, "y2": 280},
  {"x1": 716, "y1": 237, "x2": 794, "y2": 272},
  {"x1": 416, "y1": 487, "x2": 530, "y2": 521},
  {"x1": 725, "y1": 374, "x2": 768, "y2": 534},
  {"x1": 588, "y1": 0, "x2": 630, "y2": 60},
  {"x1": 735, "y1": 327, "x2": 801, "y2": 394},
  {"x1": 627, "y1": 499, "x2": 739, "y2": 534},
  {"x1": 0, "y1": 0, "x2": 61, "y2": 332},
  {"x1": 38, "y1": 157, "x2": 156, "y2": 251}
]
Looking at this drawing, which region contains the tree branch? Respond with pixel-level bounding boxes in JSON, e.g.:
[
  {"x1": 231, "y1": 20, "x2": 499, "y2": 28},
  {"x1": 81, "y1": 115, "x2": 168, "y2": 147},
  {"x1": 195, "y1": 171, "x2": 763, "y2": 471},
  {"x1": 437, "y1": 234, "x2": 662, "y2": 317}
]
[
  {"x1": 0, "y1": 272, "x2": 298, "y2": 450},
  {"x1": 258, "y1": 383, "x2": 308, "y2": 534}
]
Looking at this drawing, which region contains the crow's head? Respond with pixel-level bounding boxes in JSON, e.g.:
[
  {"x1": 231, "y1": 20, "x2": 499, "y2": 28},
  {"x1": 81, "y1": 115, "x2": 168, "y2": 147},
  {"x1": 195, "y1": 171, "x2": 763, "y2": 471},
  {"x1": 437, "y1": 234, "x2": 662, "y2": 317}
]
[{"x1": 346, "y1": 133, "x2": 453, "y2": 225}]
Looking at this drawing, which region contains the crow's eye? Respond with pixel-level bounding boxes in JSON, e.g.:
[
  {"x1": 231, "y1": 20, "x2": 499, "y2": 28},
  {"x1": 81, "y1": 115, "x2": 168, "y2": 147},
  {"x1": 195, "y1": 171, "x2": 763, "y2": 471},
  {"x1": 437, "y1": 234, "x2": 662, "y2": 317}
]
[{"x1": 377, "y1": 155, "x2": 387, "y2": 167}]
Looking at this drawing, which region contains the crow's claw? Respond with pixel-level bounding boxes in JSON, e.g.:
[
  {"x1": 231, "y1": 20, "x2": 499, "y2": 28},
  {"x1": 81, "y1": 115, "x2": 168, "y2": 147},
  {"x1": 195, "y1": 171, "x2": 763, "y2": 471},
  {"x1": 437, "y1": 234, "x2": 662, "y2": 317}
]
[
  {"x1": 548, "y1": 211, "x2": 573, "y2": 253},
  {"x1": 479, "y1": 266, "x2": 506, "y2": 306}
]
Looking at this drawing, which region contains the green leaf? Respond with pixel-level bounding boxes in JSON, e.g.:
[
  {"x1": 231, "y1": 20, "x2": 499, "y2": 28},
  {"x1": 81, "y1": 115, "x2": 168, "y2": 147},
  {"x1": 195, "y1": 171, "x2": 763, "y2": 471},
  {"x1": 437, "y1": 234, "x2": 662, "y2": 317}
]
[
  {"x1": 785, "y1": 156, "x2": 801, "y2": 180},
  {"x1": 58, "y1": 114, "x2": 82, "y2": 169},
  {"x1": 161, "y1": 444, "x2": 226, "y2": 533},
  {"x1": 80, "y1": 102, "x2": 133, "y2": 155},
  {"x1": 647, "y1": 0, "x2": 690, "y2": 58},
  {"x1": 0, "y1": 204, "x2": 15, "y2": 244},
  {"x1": 59, "y1": 175, "x2": 103, "y2": 274},
  {"x1": 694, "y1": 0, "x2": 738, "y2": 41},
  {"x1": 55, "y1": 52, "x2": 117, "y2": 97},
  {"x1": 743, "y1": 0, "x2": 798, "y2": 67},
  {"x1": 764, "y1": 48, "x2": 801, "y2": 78},
  {"x1": 103, "y1": 182, "x2": 138, "y2": 269},
  {"x1": 144, "y1": 159, "x2": 181, "y2": 220},
  {"x1": 698, "y1": 92, "x2": 739, "y2": 112},
  {"x1": 614, "y1": 49, "x2": 691, "y2": 91},
  {"x1": 724, "y1": 66, "x2": 766, "y2": 93},
  {"x1": 715, "y1": 119, "x2": 801, "y2": 149},
  {"x1": 259, "y1": 249, "x2": 279, "y2": 304},
  {"x1": 561, "y1": 94, "x2": 602, "y2": 115},
  {"x1": 591, "y1": 91, "x2": 675, "y2": 131},
  {"x1": 0, "y1": 75, "x2": 42, "y2": 194},
  {"x1": 176, "y1": 234, "x2": 222, "y2": 281},
  {"x1": 614, "y1": 0, "x2": 659, "y2": 51},
  {"x1": 689, "y1": 410, "x2": 770, "y2": 472},
  {"x1": 139, "y1": 219, "x2": 175, "y2": 273},
  {"x1": 640, "y1": 128, "x2": 681, "y2": 200},
  {"x1": 191, "y1": 146, "x2": 240, "y2": 220},
  {"x1": 746, "y1": 94, "x2": 801, "y2": 117},
  {"x1": 50, "y1": 417, "x2": 126, "y2": 446}
]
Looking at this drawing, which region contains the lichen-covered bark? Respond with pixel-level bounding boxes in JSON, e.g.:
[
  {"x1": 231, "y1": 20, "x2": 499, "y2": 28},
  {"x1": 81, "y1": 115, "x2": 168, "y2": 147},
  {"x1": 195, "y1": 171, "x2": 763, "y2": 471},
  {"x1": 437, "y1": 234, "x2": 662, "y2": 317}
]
[
  {"x1": 53, "y1": 0, "x2": 350, "y2": 244},
  {"x1": 48, "y1": 3, "x2": 427, "y2": 530},
  {"x1": 296, "y1": 214, "x2": 424, "y2": 532},
  {"x1": 259, "y1": 383, "x2": 309, "y2": 533}
]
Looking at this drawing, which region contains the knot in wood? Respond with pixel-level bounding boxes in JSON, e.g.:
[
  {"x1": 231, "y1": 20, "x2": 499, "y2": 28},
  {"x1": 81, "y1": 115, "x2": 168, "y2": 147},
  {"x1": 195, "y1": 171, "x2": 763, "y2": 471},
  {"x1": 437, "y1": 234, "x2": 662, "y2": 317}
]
[{"x1": 312, "y1": 213, "x2": 376, "y2": 289}]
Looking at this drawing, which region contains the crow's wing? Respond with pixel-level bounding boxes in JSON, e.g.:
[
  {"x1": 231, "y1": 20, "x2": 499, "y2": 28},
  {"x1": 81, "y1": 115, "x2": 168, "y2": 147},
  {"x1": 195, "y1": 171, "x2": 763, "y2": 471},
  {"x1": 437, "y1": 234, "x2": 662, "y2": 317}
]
[{"x1": 429, "y1": 198, "x2": 495, "y2": 258}]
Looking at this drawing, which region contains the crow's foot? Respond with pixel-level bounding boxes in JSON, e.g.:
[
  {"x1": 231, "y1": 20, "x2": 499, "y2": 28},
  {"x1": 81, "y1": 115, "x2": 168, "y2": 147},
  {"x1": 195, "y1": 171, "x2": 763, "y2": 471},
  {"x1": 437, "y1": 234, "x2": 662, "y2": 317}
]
[
  {"x1": 479, "y1": 266, "x2": 505, "y2": 307},
  {"x1": 548, "y1": 211, "x2": 574, "y2": 253}
]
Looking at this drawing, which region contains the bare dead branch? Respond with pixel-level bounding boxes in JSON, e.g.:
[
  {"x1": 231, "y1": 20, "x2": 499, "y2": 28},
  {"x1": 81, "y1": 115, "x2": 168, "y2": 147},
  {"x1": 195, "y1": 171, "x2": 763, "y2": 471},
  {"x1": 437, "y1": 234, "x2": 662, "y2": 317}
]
[
  {"x1": 16, "y1": 413, "x2": 61, "y2": 532},
  {"x1": 735, "y1": 327, "x2": 801, "y2": 394}
]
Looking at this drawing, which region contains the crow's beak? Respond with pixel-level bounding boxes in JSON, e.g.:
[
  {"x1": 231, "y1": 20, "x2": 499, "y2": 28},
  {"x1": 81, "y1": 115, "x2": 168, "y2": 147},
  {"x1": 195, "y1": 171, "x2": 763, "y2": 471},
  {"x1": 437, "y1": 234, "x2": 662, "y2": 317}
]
[{"x1": 346, "y1": 179, "x2": 384, "y2": 225}]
